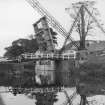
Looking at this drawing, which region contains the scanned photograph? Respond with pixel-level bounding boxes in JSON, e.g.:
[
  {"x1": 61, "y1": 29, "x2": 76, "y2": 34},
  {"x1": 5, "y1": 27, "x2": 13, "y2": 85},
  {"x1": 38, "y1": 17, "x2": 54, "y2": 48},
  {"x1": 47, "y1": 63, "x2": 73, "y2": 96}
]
[{"x1": 0, "y1": 0, "x2": 105, "y2": 105}]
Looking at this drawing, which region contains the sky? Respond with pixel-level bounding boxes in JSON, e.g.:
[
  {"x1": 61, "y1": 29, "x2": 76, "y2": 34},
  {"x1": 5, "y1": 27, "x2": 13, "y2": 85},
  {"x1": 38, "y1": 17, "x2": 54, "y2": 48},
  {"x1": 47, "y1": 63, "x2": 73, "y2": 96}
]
[{"x1": 0, "y1": 0, "x2": 105, "y2": 56}]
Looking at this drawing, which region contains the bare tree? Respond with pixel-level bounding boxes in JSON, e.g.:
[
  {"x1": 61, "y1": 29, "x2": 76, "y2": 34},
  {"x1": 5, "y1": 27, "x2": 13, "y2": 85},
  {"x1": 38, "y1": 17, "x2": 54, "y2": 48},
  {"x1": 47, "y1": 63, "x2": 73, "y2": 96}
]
[{"x1": 65, "y1": 1, "x2": 100, "y2": 49}]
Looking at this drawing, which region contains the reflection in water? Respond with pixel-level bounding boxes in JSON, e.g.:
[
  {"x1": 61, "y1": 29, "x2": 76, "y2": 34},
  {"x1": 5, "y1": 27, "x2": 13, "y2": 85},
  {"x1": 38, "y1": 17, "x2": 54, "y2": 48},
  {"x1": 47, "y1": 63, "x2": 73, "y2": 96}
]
[
  {"x1": 0, "y1": 87, "x2": 35, "y2": 105},
  {"x1": 0, "y1": 87, "x2": 59, "y2": 105},
  {"x1": 1, "y1": 87, "x2": 105, "y2": 105},
  {"x1": 33, "y1": 92, "x2": 58, "y2": 105}
]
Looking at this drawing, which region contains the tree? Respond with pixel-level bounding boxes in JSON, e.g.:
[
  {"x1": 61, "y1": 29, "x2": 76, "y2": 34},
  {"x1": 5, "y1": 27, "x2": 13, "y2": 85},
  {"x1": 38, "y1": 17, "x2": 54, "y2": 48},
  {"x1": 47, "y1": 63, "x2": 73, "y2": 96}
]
[
  {"x1": 65, "y1": 1, "x2": 100, "y2": 49},
  {"x1": 4, "y1": 36, "x2": 39, "y2": 58},
  {"x1": 4, "y1": 45, "x2": 25, "y2": 59}
]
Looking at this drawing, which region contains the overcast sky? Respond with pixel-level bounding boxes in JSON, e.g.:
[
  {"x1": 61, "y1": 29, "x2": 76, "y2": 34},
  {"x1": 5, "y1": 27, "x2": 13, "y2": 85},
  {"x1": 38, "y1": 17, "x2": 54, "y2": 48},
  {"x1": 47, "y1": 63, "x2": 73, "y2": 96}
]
[{"x1": 0, "y1": 0, "x2": 105, "y2": 56}]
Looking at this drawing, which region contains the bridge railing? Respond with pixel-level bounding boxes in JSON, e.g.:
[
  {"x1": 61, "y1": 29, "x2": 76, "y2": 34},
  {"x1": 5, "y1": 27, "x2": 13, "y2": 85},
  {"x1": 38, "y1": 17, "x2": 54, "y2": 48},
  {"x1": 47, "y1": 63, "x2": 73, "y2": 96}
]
[{"x1": 20, "y1": 52, "x2": 77, "y2": 60}]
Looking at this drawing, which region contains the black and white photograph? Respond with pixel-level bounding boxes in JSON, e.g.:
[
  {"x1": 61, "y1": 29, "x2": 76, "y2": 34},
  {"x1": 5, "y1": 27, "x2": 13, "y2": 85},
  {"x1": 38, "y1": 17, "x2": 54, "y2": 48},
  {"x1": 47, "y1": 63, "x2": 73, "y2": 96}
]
[{"x1": 0, "y1": 0, "x2": 105, "y2": 105}]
